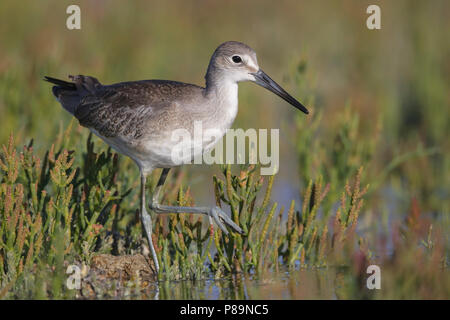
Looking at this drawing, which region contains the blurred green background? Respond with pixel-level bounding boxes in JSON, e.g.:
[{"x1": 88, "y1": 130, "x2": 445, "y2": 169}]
[
  {"x1": 0, "y1": 0, "x2": 449, "y2": 299},
  {"x1": 1, "y1": 0, "x2": 448, "y2": 214}
]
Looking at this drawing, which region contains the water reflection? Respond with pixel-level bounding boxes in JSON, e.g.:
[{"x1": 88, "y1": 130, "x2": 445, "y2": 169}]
[{"x1": 141, "y1": 269, "x2": 353, "y2": 300}]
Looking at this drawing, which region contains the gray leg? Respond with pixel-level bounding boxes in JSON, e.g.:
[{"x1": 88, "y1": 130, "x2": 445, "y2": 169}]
[
  {"x1": 149, "y1": 168, "x2": 243, "y2": 235},
  {"x1": 140, "y1": 172, "x2": 160, "y2": 273}
]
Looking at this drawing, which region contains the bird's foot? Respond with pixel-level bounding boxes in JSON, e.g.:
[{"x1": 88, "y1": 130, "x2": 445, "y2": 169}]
[{"x1": 209, "y1": 206, "x2": 243, "y2": 235}]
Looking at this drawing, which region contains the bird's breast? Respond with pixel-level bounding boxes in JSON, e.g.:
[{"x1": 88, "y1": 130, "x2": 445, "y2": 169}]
[{"x1": 207, "y1": 82, "x2": 239, "y2": 131}]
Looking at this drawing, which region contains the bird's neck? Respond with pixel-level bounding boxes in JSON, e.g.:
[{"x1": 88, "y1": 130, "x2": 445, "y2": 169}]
[
  {"x1": 204, "y1": 69, "x2": 238, "y2": 102},
  {"x1": 204, "y1": 71, "x2": 239, "y2": 127}
]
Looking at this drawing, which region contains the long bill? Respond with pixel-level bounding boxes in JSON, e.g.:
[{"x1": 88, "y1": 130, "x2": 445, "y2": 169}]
[{"x1": 251, "y1": 69, "x2": 309, "y2": 114}]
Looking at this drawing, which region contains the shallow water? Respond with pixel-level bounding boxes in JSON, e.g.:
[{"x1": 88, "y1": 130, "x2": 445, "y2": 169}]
[{"x1": 137, "y1": 268, "x2": 354, "y2": 300}]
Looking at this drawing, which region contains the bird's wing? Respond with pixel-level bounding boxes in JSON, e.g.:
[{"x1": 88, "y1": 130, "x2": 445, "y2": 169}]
[{"x1": 66, "y1": 75, "x2": 201, "y2": 139}]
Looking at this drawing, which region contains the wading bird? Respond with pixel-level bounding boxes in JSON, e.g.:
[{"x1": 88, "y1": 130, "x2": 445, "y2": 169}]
[{"x1": 45, "y1": 41, "x2": 308, "y2": 273}]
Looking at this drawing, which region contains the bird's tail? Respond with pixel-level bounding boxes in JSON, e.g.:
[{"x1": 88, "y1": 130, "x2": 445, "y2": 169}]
[
  {"x1": 44, "y1": 75, "x2": 81, "y2": 115},
  {"x1": 44, "y1": 75, "x2": 102, "y2": 115},
  {"x1": 44, "y1": 76, "x2": 77, "y2": 90}
]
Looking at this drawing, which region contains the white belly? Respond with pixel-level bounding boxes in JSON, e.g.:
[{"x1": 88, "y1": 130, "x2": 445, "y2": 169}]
[{"x1": 90, "y1": 82, "x2": 239, "y2": 173}]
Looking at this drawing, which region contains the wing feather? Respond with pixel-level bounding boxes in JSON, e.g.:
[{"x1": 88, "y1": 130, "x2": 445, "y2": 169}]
[{"x1": 71, "y1": 78, "x2": 202, "y2": 139}]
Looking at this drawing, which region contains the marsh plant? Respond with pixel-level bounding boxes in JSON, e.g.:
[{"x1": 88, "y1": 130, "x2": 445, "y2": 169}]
[
  {"x1": 0, "y1": 1, "x2": 449, "y2": 299},
  {"x1": 0, "y1": 70, "x2": 448, "y2": 299},
  {"x1": 0, "y1": 119, "x2": 374, "y2": 298}
]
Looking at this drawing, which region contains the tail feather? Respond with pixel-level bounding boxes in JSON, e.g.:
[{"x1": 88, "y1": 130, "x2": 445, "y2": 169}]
[
  {"x1": 43, "y1": 76, "x2": 76, "y2": 90},
  {"x1": 45, "y1": 75, "x2": 102, "y2": 116},
  {"x1": 44, "y1": 76, "x2": 80, "y2": 115}
]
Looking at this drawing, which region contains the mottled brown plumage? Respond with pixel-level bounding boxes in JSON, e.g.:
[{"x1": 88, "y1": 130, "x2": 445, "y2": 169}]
[{"x1": 48, "y1": 75, "x2": 204, "y2": 140}]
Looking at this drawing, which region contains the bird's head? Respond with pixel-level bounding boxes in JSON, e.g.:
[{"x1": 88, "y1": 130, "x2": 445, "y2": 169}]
[{"x1": 206, "y1": 41, "x2": 309, "y2": 114}]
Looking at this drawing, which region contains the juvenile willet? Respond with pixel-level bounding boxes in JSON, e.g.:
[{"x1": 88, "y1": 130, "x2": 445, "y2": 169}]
[{"x1": 44, "y1": 41, "x2": 308, "y2": 273}]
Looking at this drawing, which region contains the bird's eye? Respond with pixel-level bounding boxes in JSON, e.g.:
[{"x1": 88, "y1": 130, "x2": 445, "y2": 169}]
[{"x1": 232, "y1": 55, "x2": 242, "y2": 63}]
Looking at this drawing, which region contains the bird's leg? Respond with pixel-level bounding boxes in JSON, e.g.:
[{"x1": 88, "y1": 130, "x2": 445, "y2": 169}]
[
  {"x1": 140, "y1": 172, "x2": 160, "y2": 273},
  {"x1": 150, "y1": 168, "x2": 243, "y2": 235}
]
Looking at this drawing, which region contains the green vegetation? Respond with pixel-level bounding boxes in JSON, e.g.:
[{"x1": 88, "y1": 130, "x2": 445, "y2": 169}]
[
  {"x1": 0, "y1": 0, "x2": 449, "y2": 299},
  {"x1": 0, "y1": 128, "x2": 370, "y2": 297}
]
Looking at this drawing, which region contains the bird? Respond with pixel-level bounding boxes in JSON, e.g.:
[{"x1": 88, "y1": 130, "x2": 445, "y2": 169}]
[{"x1": 44, "y1": 41, "x2": 309, "y2": 273}]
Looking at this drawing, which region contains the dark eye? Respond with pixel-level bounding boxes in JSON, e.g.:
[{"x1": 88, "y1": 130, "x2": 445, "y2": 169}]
[{"x1": 232, "y1": 55, "x2": 242, "y2": 63}]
